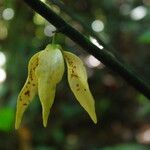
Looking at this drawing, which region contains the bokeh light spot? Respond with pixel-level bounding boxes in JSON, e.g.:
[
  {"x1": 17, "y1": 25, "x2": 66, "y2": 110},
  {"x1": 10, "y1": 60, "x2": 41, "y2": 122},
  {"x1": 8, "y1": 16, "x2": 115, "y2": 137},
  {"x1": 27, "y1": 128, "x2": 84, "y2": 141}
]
[
  {"x1": 130, "y1": 6, "x2": 147, "y2": 20},
  {"x1": 2, "y1": 8, "x2": 14, "y2": 20},
  {"x1": 0, "y1": 68, "x2": 6, "y2": 83},
  {"x1": 136, "y1": 127, "x2": 150, "y2": 144},
  {"x1": 85, "y1": 55, "x2": 101, "y2": 68},
  {"x1": 0, "y1": 52, "x2": 6, "y2": 67},
  {"x1": 44, "y1": 24, "x2": 56, "y2": 37},
  {"x1": 91, "y1": 20, "x2": 104, "y2": 32},
  {"x1": 33, "y1": 13, "x2": 45, "y2": 25},
  {"x1": 89, "y1": 36, "x2": 103, "y2": 49},
  {"x1": 41, "y1": 0, "x2": 46, "y2": 3}
]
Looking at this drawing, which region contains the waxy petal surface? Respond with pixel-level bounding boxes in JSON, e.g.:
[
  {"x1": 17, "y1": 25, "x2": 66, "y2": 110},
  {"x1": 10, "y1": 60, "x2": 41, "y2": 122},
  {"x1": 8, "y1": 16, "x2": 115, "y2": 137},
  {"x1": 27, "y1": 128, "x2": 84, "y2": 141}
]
[
  {"x1": 64, "y1": 51, "x2": 97, "y2": 123},
  {"x1": 36, "y1": 44, "x2": 64, "y2": 127},
  {"x1": 15, "y1": 52, "x2": 40, "y2": 129}
]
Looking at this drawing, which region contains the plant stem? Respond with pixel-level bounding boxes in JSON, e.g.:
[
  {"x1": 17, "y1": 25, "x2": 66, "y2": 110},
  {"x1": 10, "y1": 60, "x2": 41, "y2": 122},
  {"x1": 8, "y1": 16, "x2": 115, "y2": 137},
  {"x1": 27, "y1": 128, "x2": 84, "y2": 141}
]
[
  {"x1": 52, "y1": 34, "x2": 56, "y2": 44},
  {"x1": 24, "y1": 0, "x2": 150, "y2": 99},
  {"x1": 49, "y1": 0, "x2": 119, "y2": 58}
]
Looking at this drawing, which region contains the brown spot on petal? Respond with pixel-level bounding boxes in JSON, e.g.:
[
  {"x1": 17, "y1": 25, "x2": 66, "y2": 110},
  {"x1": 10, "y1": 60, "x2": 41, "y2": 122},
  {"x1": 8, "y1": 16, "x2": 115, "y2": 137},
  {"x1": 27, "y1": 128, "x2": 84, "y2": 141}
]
[
  {"x1": 23, "y1": 103, "x2": 27, "y2": 106},
  {"x1": 29, "y1": 72, "x2": 33, "y2": 80},
  {"x1": 20, "y1": 97, "x2": 22, "y2": 101},
  {"x1": 71, "y1": 74, "x2": 79, "y2": 78},
  {"x1": 32, "y1": 83, "x2": 36, "y2": 86},
  {"x1": 24, "y1": 90, "x2": 30, "y2": 97},
  {"x1": 76, "y1": 88, "x2": 80, "y2": 91},
  {"x1": 76, "y1": 84, "x2": 79, "y2": 87}
]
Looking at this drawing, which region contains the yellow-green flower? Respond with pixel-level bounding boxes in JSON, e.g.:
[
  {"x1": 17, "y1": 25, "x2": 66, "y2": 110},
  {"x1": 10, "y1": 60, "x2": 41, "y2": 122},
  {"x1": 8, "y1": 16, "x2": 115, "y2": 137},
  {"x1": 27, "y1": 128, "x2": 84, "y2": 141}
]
[{"x1": 15, "y1": 44, "x2": 97, "y2": 129}]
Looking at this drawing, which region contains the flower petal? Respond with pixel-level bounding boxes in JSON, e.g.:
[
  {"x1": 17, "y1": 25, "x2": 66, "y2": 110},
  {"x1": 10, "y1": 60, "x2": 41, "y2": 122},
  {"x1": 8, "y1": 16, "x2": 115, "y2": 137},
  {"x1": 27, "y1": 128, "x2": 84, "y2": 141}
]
[
  {"x1": 15, "y1": 52, "x2": 40, "y2": 129},
  {"x1": 64, "y1": 51, "x2": 97, "y2": 123},
  {"x1": 35, "y1": 44, "x2": 64, "y2": 127}
]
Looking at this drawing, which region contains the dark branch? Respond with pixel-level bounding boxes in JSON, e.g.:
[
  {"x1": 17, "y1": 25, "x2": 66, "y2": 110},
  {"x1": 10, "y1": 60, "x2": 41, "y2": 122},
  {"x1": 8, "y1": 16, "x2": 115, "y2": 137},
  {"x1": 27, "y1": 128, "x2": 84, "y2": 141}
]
[
  {"x1": 50, "y1": 0, "x2": 119, "y2": 58},
  {"x1": 24, "y1": 0, "x2": 150, "y2": 99}
]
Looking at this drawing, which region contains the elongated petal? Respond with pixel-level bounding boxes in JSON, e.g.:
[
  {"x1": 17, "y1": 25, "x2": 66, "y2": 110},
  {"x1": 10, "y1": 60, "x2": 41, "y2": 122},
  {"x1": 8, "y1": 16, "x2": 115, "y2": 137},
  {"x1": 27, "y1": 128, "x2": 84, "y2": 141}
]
[
  {"x1": 15, "y1": 52, "x2": 40, "y2": 129},
  {"x1": 64, "y1": 51, "x2": 97, "y2": 123},
  {"x1": 35, "y1": 44, "x2": 64, "y2": 127}
]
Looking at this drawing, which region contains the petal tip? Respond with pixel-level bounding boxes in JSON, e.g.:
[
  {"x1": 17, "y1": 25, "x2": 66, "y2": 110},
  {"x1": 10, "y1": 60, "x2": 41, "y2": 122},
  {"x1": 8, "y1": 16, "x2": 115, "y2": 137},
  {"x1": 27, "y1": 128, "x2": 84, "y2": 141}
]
[
  {"x1": 90, "y1": 111, "x2": 97, "y2": 124},
  {"x1": 15, "y1": 115, "x2": 21, "y2": 129},
  {"x1": 42, "y1": 111, "x2": 49, "y2": 128},
  {"x1": 15, "y1": 121, "x2": 20, "y2": 130},
  {"x1": 93, "y1": 118, "x2": 97, "y2": 124},
  {"x1": 43, "y1": 119, "x2": 48, "y2": 128},
  {"x1": 92, "y1": 115, "x2": 97, "y2": 124}
]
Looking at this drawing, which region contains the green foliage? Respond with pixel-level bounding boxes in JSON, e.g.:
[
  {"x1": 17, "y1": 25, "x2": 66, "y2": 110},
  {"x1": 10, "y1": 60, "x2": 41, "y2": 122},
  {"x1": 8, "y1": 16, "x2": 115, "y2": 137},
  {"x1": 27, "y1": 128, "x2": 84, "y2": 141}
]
[
  {"x1": 0, "y1": 107, "x2": 15, "y2": 132},
  {"x1": 101, "y1": 144, "x2": 150, "y2": 150},
  {"x1": 138, "y1": 30, "x2": 150, "y2": 44},
  {"x1": 0, "y1": 0, "x2": 150, "y2": 149},
  {"x1": 137, "y1": 94, "x2": 150, "y2": 118}
]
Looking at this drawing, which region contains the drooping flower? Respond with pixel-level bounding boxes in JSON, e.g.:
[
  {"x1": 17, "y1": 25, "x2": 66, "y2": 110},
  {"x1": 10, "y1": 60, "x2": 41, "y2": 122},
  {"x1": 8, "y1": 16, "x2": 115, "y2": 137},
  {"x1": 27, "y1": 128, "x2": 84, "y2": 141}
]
[{"x1": 15, "y1": 44, "x2": 97, "y2": 129}]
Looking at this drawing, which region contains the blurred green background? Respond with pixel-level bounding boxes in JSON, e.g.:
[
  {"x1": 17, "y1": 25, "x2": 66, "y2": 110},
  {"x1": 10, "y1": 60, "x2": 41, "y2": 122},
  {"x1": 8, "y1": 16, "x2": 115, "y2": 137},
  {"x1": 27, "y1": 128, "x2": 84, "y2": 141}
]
[{"x1": 0, "y1": 0, "x2": 150, "y2": 149}]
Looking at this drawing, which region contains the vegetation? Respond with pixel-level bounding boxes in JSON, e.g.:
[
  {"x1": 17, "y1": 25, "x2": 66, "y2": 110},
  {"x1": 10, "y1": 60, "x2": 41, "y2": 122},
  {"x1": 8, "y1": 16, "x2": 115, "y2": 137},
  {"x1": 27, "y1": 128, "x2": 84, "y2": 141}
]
[{"x1": 0, "y1": 0, "x2": 150, "y2": 149}]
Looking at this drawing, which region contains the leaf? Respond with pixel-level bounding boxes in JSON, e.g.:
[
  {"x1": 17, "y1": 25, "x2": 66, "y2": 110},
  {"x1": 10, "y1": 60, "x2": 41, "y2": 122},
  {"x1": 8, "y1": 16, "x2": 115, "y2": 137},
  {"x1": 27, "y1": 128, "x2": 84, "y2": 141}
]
[
  {"x1": 138, "y1": 30, "x2": 150, "y2": 44},
  {"x1": 35, "y1": 44, "x2": 64, "y2": 127},
  {"x1": 64, "y1": 51, "x2": 97, "y2": 123},
  {"x1": 0, "y1": 107, "x2": 15, "y2": 132},
  {"x1": 15, "y1": 52, "x2": 40, "y2": 129}
]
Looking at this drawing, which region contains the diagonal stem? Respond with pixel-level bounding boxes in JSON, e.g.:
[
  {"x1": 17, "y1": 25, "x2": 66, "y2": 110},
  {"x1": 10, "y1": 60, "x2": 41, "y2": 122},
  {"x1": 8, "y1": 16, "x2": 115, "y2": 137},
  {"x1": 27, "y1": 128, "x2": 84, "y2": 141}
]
[
  {"x1": 49, "y1": 0, "x2": 119, "y2": 58},
  {"x1": 24, "y1": 0, "x2": 150, "y2": 99}
]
